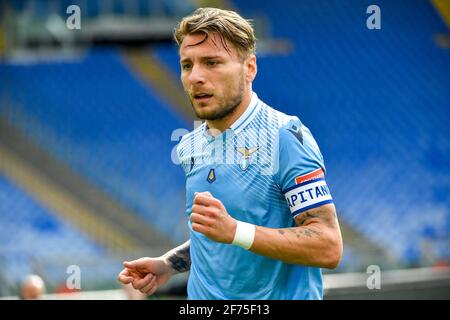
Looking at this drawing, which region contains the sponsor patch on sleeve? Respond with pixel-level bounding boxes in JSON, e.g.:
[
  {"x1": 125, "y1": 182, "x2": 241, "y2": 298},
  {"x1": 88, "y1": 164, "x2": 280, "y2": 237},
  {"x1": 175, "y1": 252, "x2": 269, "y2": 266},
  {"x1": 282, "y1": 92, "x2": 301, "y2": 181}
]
[
  {"x1": 284, "y1": 177, "x2": 333, "y2": 218},
  {"x1": 294, "y1": 168, "x2": 324, "y2": 185}
]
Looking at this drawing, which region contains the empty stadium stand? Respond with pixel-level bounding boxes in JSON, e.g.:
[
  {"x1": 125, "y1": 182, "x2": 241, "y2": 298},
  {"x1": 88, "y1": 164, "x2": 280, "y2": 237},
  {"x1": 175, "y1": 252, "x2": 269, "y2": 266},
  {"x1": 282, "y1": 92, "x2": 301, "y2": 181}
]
[
  {"x1": 0, "y1": 173, "x2": 121, "y2": 292},
  {"x1": 0, "y1": 48, "x2": 190, "y2": 245}
]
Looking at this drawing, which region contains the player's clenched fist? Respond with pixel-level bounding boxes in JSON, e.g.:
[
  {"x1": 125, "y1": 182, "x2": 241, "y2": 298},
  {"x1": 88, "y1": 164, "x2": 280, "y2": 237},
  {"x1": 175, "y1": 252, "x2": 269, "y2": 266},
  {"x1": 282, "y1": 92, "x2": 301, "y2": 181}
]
[{"x1": 191, "y1": 191, "x2": 237, "y2": 244}]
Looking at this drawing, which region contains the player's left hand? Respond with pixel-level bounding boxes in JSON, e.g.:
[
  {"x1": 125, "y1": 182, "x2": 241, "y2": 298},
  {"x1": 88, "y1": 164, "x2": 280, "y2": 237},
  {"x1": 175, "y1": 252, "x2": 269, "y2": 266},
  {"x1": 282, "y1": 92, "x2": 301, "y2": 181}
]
[{"x1": 191, "y1": 191, "x2": 237, "y2": 244}]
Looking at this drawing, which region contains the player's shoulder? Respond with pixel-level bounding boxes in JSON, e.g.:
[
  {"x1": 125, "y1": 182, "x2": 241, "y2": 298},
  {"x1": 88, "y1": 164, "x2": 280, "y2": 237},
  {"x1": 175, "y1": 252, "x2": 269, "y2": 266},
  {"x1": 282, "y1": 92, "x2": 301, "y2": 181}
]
[
  {"x1": 259, "y1": 103, "x2": 319, "y2": 153},
  {"x1": 259, "y1": 103, "x2": 304, "y2": 136}
]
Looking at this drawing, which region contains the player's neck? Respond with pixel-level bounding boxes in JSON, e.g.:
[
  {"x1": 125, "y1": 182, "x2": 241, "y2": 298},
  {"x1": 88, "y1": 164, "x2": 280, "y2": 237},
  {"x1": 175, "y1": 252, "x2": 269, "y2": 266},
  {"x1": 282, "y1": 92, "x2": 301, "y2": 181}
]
[{"x1": 206, "y1": 89, "x2": 252, "y2": 135}]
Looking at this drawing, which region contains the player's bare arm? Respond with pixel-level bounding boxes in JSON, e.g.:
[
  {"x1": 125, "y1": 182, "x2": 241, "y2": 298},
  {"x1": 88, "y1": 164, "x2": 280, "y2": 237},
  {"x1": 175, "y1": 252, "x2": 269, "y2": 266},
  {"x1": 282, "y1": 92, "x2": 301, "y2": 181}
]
[
  {"x1": 252, "y1": 203, "x2": 343, "y2": 269},
  {"x1": 164, "y1": 240, "x2": 191, "y2": 273},
  {"x1": 191, "y1": 192, "x2": 343, "y2": 269}
]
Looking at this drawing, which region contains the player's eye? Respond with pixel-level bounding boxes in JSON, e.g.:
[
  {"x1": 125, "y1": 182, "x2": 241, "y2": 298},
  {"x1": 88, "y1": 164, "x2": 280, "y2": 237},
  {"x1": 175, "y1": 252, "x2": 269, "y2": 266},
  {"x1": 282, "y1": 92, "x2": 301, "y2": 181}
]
[
  {"x1": 182, "y1": 63, "x2": 192, "y2": 70},
  {"x1": 206, "y1": 60, "x2": 218, "y2": 66}
]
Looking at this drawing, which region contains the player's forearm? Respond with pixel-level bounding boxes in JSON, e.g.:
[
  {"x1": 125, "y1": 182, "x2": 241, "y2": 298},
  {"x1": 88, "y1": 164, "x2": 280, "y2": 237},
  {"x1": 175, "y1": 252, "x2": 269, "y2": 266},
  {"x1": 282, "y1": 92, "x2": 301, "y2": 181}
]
[
  {"x1": 163, "y1": 240, "x2": 191, "y2": 274},
  {"x1": 249, "y1": 225, "x2": 342, "y2": 269}
]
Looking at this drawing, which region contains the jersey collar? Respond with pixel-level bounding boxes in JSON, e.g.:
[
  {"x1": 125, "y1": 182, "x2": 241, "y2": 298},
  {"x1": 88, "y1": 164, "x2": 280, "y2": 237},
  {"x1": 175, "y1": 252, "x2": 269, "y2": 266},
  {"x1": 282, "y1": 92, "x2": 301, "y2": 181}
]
[
  {"x1": 203, "y1": 92, "x2": 260, "y2": 141},
  {"x1": 229, "y1": 91, "x2": 260, "y2": 134}
]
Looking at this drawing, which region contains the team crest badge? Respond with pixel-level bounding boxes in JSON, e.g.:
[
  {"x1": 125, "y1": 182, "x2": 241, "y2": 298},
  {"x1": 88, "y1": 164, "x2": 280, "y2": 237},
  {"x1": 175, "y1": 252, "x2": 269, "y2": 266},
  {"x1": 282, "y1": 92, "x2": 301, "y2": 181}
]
[{"x1": 236, "y1": 146, "x2": 259, "y2": 171}]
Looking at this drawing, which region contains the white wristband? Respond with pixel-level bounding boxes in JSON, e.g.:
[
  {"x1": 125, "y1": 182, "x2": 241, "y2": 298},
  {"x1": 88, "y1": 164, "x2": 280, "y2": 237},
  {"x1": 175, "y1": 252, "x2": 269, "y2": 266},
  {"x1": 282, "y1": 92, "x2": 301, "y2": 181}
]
[{"x1": 232, "y1": 220, "x2": 255, "y2": 250}]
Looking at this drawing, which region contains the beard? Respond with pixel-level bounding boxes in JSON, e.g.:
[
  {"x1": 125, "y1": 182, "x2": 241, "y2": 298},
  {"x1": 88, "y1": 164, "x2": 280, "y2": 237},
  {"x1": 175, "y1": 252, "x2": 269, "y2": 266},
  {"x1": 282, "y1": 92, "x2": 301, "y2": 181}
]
[{"x1": 188, "y1": 76, "x2": 245, "y2": 121}]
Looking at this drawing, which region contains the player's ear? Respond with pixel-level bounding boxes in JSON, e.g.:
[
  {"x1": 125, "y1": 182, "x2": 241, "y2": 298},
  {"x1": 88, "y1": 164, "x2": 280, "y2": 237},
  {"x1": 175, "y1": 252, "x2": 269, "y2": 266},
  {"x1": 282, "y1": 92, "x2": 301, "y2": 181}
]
[{"x1": 245, "y1": 54, "x2": 257, "y2": 83}]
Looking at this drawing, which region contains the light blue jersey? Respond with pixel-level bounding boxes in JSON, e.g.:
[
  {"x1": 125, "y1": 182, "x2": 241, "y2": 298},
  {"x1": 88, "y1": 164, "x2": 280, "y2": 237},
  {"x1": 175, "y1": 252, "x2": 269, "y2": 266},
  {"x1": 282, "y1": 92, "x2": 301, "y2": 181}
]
[{"x1": 176, "y1": 92, "x2": 333, "y2": 300}]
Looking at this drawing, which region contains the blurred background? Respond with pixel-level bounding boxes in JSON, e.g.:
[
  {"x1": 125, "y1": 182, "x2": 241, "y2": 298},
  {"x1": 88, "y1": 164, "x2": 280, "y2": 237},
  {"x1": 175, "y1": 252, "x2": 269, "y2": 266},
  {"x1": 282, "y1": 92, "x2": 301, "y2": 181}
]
[{"x1": 0, "y1": 0, "x2": 449, "y2": 299}]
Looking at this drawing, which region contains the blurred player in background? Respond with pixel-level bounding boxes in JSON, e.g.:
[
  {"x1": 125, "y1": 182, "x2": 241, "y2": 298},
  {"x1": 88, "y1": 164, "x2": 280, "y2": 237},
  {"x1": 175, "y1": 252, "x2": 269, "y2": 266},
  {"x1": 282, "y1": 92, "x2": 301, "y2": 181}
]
[
  {"x1": 118, "y1": 7, "x2": 343, "y2": 299},
  {"x1": 21, "y1": 274, "x2": 46, "y2": 300}
]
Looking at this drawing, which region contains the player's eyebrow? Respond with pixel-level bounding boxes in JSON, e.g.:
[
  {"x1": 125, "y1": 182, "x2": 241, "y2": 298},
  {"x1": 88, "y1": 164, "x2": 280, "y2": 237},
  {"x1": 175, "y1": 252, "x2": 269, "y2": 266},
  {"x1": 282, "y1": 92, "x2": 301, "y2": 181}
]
[
  {"x1": 200, "y1": 55, "x2": 223, "y2": 60},
  {"x1": 180, "y1": 55, "x2": 224, "y2": 64}
]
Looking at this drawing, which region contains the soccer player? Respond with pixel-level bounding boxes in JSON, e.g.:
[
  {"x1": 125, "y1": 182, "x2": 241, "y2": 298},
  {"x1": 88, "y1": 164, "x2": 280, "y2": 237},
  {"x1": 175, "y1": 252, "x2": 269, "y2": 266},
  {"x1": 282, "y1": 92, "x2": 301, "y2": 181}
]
[{"x1": 118, "y1": 7, "x2": 343, "y2": 299}]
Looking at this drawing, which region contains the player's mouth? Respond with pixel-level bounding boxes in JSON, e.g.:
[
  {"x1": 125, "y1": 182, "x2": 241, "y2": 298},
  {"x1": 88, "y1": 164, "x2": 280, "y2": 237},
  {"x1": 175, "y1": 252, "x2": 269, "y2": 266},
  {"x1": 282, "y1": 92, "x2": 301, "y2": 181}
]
[{"x1": 193, "y1": 93, "x2": 213, "y2": 102}]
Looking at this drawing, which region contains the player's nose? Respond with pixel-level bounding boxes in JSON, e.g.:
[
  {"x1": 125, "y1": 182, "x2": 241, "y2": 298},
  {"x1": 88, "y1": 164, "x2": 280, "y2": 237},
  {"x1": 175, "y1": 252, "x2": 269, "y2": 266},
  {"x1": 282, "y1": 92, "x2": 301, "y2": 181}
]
[{"x1": 187, "y1": 64, "x2": 206, "y2": 84}]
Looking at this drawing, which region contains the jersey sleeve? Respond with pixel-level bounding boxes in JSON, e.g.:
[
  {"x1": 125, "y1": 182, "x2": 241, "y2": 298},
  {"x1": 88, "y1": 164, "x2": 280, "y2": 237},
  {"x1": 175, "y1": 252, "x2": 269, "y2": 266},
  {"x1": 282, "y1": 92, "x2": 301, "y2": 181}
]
[{"x1": 274, "y1": 117, "x2": 334, "y2": 219}]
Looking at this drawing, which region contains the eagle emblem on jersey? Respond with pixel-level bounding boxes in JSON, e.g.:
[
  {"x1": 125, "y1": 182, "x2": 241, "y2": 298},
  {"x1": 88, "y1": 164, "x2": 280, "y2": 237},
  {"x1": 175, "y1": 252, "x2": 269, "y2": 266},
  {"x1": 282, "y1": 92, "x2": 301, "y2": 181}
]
[{"x1": 236, "y1": 146, "x2": 259, "y2": 171}]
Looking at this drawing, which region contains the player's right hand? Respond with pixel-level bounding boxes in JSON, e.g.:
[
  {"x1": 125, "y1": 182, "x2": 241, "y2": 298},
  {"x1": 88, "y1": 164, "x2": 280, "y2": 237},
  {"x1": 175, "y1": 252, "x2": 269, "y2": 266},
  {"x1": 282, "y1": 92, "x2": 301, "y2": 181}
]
[{"x1": 117, "y1": 257, "x2": 174, "y2": 296}]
